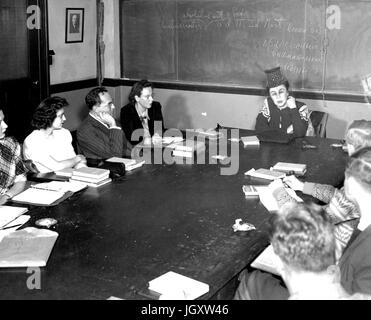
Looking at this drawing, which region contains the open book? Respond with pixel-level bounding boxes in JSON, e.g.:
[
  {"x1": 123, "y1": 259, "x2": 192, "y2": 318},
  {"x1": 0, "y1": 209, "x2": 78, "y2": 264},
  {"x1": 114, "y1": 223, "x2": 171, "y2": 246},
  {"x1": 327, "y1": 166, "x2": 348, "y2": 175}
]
[
  {"x1": 148, "y1": 271, "x2": 209, "y2": 300},
  {"x1": 0, "y1": 227, "x2": 58, "y2": 267}
]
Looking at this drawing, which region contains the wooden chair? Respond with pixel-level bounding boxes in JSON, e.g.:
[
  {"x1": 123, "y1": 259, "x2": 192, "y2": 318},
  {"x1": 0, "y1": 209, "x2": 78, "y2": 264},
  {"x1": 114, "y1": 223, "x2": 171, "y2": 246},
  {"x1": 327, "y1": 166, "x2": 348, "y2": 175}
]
[{"x1": 308, "y1": 111, "x2": 328, "y2": 138}]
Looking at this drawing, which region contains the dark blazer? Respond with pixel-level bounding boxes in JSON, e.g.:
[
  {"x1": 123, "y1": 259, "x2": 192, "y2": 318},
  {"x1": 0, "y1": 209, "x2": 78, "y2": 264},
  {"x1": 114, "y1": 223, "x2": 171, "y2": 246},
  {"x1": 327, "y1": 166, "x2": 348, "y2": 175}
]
[
  {"x1": 77, "y1": 114, "x2": 131, "y2": 160},
  {"x1": 339, "y1": 225, "x2": 371, "y2": 295},
  {"x1": 120, "y1": 101, "x2": 165, "y2": 145}
]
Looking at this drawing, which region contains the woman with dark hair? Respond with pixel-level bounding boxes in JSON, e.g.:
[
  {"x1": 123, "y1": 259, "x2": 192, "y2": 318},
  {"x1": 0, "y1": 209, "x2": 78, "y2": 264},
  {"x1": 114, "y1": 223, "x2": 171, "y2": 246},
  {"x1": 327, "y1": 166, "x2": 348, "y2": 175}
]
[
  {"x1": 120, "y1": 79, "x2": 165, "y2": 145},
  {"x1": 23, "y1": 96, "x2": 86, "y2": 173},
  {"x1": 0, "y1": 108, "x2": 27, "y2": 205},
  {"x1": 255, "y1": 67, "x2": 309, "y2": 138}
]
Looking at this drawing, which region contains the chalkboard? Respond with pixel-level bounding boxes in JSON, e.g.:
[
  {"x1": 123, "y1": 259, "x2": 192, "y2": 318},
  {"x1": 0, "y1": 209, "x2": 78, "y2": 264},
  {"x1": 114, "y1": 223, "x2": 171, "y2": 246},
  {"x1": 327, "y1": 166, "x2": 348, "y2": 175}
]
[{"x1": 120, "y1": 0, "x2": 371, "y2": 95}]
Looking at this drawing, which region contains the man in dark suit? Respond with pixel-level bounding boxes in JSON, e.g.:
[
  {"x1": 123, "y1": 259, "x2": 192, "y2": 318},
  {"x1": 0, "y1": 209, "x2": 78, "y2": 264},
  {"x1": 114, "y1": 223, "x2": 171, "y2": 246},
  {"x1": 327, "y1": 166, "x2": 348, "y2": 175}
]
[
  {"x1": 70, "y1": 14, "x2": 79, "y2": 33},
  {"x1": 120, "y1": 80, "x2": 165, "y2": 145},
  {"x1": 77, "y1": 87, "x2": 131, "y2": 162}
]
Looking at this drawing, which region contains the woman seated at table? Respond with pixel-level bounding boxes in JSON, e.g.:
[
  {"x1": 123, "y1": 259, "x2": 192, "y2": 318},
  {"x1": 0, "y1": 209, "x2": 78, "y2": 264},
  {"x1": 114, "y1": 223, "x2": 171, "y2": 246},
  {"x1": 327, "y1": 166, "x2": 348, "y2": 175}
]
[
  {"x1": 23, "y1": 96, "x2": 87, "y2": 173},
  {"x1": 282, "y1": 119, "x2": 371, "y2": 261},
  {"x1": 0, "y1": 108, "x2": 27, "y2": 205},
  {"x1": 255, "y1": 67, "x2": 309, "y2": 138},
  {"x1": 120, "y1": 79, "x2": 165, "y2": 145}
]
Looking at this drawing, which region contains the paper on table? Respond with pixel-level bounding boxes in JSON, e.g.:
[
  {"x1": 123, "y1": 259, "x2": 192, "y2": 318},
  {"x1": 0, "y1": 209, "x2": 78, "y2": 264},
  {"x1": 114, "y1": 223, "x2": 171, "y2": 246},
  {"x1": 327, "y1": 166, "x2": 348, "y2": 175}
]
[
  {"x1": 0, "y1": 215, "x2": 30, "y2": 242},
  {"x1": 255, "y1": 186, "x2": 303, "y2": 212},
  {"x1": 148, "y1": 271, "x2": 209, "y2": 300},
  {"x1": 0, "y1": 205, "x2": 28, "y2": 229},
  {"x1": 0, "y1": 227, "x2": 58, "y2": 267},
  {"x1": 31, "y1": 181, "x2": 87, "y2": 193},
  {"x1": 250, "y1": 244, "x2": 281, "y2": 276},
  {"x1": 12, "y1": 187, "x2": 65, "y2": 205}
]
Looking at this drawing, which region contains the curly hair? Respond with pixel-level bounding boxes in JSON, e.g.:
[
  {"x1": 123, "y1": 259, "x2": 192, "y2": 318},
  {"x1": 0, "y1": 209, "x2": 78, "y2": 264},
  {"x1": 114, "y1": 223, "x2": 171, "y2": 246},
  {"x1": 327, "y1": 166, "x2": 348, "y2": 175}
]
[
  {"x1": 270, "y1": 202, "x2": 335, "y2": 273},
  {"x1": 85, "y1": 87, "x2": 108, "y2": 110},
  {"x1": 346, "y1": 147, "x2": 371, "y2": 193},
  {"x1": 345, "y1": 120, "x2": 371, "y2": 154},
  {"x1": 128, "y1": 80, "x2": 153, "y2": 104},
  {"x1": 31, "y1": 96, "x2": 68, "y2": 130}
]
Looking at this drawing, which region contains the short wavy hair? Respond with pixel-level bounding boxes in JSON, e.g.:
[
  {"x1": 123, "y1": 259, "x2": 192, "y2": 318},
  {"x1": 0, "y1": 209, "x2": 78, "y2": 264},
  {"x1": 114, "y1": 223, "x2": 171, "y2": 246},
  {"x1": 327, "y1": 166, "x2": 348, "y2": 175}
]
[
  {"x1": 346, "y1": 147, "x2": 371, "y2": 193},
  {"x1": 85, "y1": 87, "x2": 108, "y2": 110},
  {"x1": 31, "y1": 96, "x2": 68, "y2": 130},
  {"x1": 128, "y1": 80, "x2": 153, "y2": 104},
  {"x1": 345, "y1": 120, "x2": 371, "y2": 154},
  {"x1": 270, "y1": 202, "x2": 335, "y2": 273}
]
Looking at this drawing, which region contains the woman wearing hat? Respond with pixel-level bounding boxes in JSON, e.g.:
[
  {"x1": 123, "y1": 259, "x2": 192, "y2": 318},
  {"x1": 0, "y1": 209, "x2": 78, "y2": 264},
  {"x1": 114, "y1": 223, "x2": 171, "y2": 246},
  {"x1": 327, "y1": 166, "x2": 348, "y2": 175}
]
[{"x1": 255, "y1": 67, "x2": 309, "y2": 138}]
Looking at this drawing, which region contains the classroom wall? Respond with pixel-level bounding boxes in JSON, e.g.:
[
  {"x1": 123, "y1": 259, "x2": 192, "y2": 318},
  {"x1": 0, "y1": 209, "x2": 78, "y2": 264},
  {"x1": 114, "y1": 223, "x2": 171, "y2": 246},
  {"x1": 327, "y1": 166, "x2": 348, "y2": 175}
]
[
  {"x1": 57, "y1": 0, "x2": 371, "y2": 139},
  {"x1": 48, "y1": 0, "x2": 97, "y2": 85}
]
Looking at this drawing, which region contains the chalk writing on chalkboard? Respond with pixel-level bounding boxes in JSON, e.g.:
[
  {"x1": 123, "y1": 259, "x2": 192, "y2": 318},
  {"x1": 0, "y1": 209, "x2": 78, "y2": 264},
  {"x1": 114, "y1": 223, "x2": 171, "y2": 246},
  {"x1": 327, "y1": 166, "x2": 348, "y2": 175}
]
[{"x1": 121, "y1": 0, "x2": 371, "y2": 95}]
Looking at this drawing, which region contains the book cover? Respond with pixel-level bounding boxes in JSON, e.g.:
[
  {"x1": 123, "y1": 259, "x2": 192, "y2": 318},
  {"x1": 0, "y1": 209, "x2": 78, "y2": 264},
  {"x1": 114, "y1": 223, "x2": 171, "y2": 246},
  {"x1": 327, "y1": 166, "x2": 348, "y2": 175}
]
[
  {"x1": 106, "y1": 157, "x2": 136, "y2": 166},
  {"x1": 241, "y1": 136, "x2": 260, "y2": 146},
  {"x1": 126, "y1": 160, "x2": 145, "y2": 171},
  {"x1": 70, "y1": 173, "x2": 109, "y2": 183},
  {"x1": 245, "y1": 168, "x2": 286, "y2": 180},
  {"x1": 0, "y1": 227, "x2": 58, "y2": 267},
  {"x1": 11, "y1": 188, "x2": 66, "y2": 206},
  {"x1": 148, "y1": 271, "x2": 209, "y2": 300},
  {"x1": 72, "y1": 167, "x2": 110, "y2": 180},
  {"x1": 70, "y1": 177, "x2": 112, "y2": 188},
  {"x1": 272, "y1": 162, "x2": 307, "y2": 175},
  {"x1": 54, "y1": 168, "x2": 73, "y2": 177},
  {"x1": 242, "y1": 185, "x2": 259, "y2": 196},
  {"x1": 172, "y1": 140, "x2": 206, "y2": 158}
]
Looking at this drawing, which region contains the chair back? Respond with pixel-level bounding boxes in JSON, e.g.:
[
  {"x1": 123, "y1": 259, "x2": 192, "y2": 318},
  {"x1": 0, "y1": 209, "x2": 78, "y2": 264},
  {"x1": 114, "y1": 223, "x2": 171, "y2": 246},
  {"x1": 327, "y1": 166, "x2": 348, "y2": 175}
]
[{"x1": 308, "y1": 111, "x2": 328, "y2": 138}]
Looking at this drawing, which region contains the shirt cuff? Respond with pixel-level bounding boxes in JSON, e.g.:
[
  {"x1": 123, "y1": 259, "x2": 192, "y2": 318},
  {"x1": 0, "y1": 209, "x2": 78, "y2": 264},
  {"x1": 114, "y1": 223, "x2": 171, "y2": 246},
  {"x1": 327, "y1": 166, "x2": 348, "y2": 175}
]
[
  {"x1": 302, "y1": 182, "x2": 315, "y2": 195},
  {"x1": 109, "y1": 126, "x2": 122, "y2": 130}
]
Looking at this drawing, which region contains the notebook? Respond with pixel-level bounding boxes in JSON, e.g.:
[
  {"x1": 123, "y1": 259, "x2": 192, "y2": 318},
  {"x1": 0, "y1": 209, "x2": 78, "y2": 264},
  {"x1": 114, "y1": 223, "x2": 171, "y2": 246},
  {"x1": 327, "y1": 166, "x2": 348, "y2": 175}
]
[
  {"x1": 0, "y1": 227, "x2": 58, "y2": 267},
  {"x1": 148, "y1": 271, "x2": 209, "y2": 300},
  {"x1": 11, "y1": 187, "x2": 66, "y2": 206}
]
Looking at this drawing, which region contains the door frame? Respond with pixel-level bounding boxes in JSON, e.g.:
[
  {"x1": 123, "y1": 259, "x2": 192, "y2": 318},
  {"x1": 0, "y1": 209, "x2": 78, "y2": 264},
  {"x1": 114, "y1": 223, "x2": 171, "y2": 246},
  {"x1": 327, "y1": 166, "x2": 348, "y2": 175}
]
[{"x1": 28, "y1": 0, "x2": 49, "y2": 103}]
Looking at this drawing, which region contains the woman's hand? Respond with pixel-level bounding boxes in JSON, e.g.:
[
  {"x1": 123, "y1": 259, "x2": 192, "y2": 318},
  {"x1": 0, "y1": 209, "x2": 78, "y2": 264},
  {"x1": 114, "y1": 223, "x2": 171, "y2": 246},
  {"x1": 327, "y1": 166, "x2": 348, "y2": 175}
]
[
  {"x1": 283, "y1": 175, "x2": 304, "y2": 191},
  {"x1": 287, "y1": 96, "x2": 297, "y2": 109},
  {"x1": 0, "y1": 194, "x2": 10, "y2": 205}
]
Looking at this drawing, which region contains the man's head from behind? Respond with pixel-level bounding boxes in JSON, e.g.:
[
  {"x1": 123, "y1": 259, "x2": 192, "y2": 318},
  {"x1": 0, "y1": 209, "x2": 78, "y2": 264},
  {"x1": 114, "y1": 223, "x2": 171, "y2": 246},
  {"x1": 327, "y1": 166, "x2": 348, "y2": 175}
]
[
  {"x1": 344, "y1": 147, "x2": 371, "y2": 213},
  {"x1": 85, "y1": 87, "x2": 114, "y2": 115},
  {"x1": 271, "y1": 202, "x2": 335, "y2": 277},
  {"x1": 345, "y1": 120, "x2": 371, "y2": 156}
]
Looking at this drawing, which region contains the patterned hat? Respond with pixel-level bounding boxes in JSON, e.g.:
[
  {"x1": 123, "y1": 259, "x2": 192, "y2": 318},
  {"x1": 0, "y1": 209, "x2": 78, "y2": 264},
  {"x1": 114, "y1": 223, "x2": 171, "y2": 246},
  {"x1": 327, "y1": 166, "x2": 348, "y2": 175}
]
[{"x1": 265, "y1": 67, "x2": 287, "y2": 88}]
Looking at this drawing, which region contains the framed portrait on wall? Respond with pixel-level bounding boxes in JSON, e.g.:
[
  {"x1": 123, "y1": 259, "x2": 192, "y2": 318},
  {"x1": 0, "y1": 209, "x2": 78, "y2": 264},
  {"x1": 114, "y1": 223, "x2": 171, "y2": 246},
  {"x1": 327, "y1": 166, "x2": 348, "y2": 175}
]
[{"x1": 65, "y1": 8, "x2": 84, "y2": 43}]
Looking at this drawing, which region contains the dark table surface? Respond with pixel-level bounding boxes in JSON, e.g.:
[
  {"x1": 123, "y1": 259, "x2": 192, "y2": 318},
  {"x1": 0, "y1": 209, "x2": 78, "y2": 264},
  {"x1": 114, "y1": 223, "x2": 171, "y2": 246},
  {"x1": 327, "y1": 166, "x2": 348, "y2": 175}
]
[{"x1": 0, "y1": 133, "x2": 347, "y2": 300}]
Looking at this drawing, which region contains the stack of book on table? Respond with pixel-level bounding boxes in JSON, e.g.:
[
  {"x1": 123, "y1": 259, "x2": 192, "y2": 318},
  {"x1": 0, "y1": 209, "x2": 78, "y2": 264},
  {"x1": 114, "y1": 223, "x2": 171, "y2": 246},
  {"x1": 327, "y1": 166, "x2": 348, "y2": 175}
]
[
  {"x1": 70, "y1": 167, "x2": 111, "y2": 187},
  {"x1": 241, "y1": 135, "x2": 260, "y2": 146},
  {"x1": 105, "y1": 157, "x2": 145, "y2": 171},
  {"x1": 171, "y1": 140, "x2": 206, "y2": 159},
  {"x1": 271, "y1": 162, "x2": 307, "y2": 176}
]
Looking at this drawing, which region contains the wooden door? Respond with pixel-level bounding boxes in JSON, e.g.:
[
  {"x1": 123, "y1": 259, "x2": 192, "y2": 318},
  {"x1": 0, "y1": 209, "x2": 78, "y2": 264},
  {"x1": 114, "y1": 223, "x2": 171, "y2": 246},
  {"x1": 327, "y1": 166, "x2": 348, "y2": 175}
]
[{"x1": 0, "y1": 0, "x2": 49, "y2": 143}]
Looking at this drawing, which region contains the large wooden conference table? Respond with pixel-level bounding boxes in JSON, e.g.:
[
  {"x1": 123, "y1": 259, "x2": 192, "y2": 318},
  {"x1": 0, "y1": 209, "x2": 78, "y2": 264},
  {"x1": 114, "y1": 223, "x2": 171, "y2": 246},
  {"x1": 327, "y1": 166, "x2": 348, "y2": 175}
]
[{"x1": 0, "y1": 132, "x2": 347, "y2": 300}]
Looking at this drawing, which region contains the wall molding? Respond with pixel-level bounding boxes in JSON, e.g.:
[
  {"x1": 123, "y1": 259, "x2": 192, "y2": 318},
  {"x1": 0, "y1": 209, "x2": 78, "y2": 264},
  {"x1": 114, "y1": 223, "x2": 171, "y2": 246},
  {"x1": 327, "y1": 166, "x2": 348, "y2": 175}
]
[
  {"x1": 50, "y1": 78, "x2": 98, "y2": 94},
  {"x1": 102, "y1": 78, "x2": 367, "y2": 103}
]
